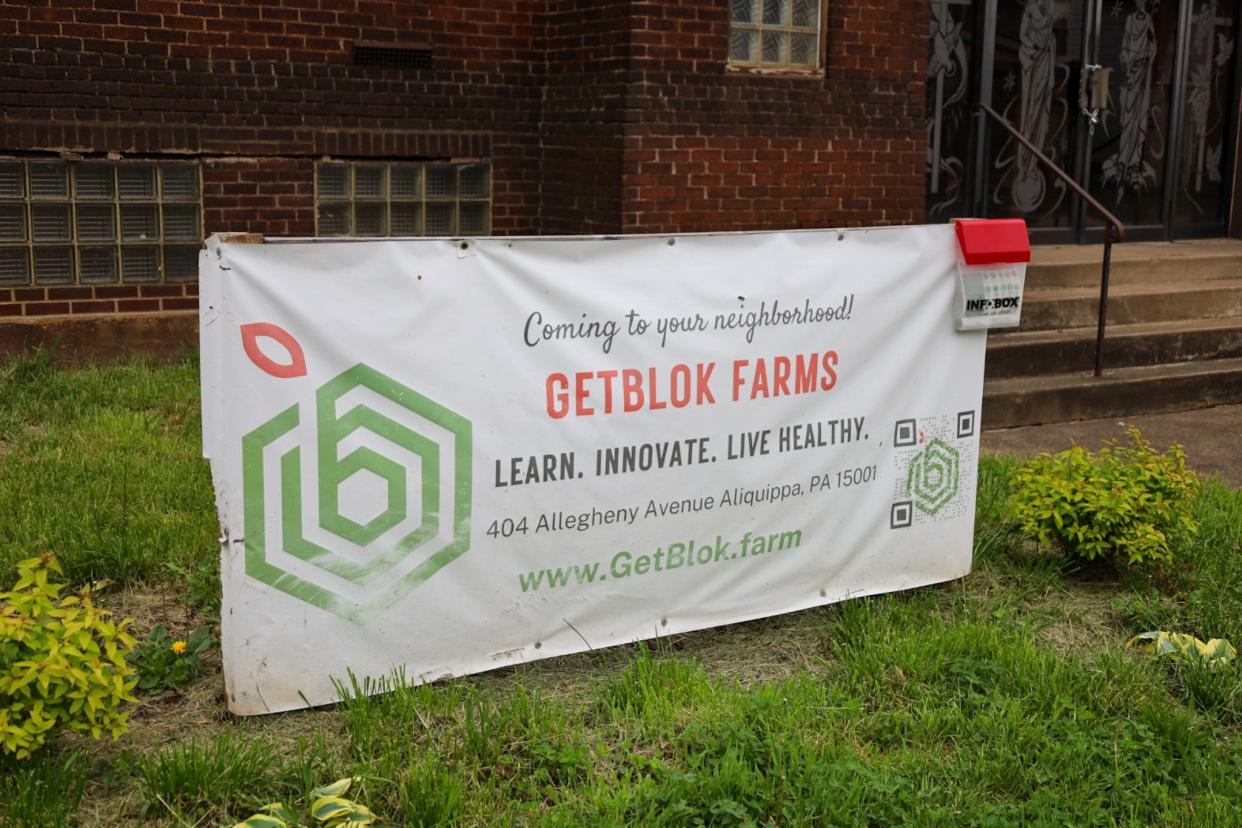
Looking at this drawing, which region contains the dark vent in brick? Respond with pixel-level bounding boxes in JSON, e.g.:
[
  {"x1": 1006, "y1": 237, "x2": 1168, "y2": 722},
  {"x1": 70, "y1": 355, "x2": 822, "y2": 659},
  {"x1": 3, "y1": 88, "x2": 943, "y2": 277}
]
[{"x1": 352, "y1": 41, "x2": 432, "y2": 71}]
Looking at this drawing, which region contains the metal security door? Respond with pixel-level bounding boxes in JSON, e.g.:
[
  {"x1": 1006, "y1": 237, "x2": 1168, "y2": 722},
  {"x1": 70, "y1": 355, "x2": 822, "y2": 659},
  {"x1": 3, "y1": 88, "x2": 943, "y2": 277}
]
[
  {"x1": 1081, "y1": 0, "x2": 1181, "y2": 240},
  {"x1": 1169, "y1": 0, "x2": 1239, "y2": 238},
  {"x1": 987, "y1": 0, "x2": 1086, "y2": 240},
  {"x1": 1082, "y1": 0, "x2": 1239, "y2": 240},
  {"x1": 927, "y1": 0, "x2": 1239, "y2": 242}
]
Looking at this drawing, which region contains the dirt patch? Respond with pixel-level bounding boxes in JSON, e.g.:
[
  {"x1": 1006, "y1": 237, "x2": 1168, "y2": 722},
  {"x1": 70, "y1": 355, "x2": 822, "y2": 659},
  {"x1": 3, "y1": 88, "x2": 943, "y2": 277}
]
[
  {"x1": 676, "y1": 610, "x2": 831, "y2": 685},
  {"x1": 1032, "y1": 582, "x2": 1126, "y2": 655},
  {"x1": 103, "y1": 582, "x2": 206, "y2": 642}
]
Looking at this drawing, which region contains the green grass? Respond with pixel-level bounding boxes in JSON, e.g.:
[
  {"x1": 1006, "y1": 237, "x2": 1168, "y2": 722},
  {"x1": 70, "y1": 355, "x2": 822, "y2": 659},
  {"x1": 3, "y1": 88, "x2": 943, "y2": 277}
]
[
  {"x1": 0, "y1": 749, "x2": 87, "y2": 828},
  {"x1": 1, "y1": 357, "x2": 1241, "y2": 826},
  {"x1": 108, "y1": 610, "x2": 1242, "y2": 826},
  {"x1": 0, "y1": 352, "x2": 216, "y2": 590},
  {"x1": 1174, "y1": 481, "x2": 1242, "y2": 644},
  {"x1": 125, "y1": 731, "x2": 279, "y2": 821}
]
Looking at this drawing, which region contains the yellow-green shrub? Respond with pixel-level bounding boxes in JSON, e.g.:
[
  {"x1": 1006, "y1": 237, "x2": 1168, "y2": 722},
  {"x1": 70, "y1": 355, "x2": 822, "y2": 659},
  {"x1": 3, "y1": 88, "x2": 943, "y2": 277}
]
[
  {"x1": 1010, "y1": 427, "x2": 1199, "y2": 567},
  {"x1": 0, "y1": 554, "x2": 137, "y2": 758}
]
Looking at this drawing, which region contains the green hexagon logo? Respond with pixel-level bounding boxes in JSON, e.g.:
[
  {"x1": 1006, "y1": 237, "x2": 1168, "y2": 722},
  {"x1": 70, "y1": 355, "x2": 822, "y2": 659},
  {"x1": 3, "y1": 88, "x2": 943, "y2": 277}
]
[
  {"x1": 906, "y1": 438, "x2": 960, "y2": 516},
  {"x1": 241, "y1": 362, "x2": 472, "y2": 621}
]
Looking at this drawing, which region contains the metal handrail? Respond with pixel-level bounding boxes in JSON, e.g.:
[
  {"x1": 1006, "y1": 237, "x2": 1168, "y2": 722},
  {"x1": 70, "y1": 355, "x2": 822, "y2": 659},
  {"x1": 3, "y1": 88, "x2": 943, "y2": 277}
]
[{"x1": 977, "y1": 103, "x2": 1126, "y2": 377}]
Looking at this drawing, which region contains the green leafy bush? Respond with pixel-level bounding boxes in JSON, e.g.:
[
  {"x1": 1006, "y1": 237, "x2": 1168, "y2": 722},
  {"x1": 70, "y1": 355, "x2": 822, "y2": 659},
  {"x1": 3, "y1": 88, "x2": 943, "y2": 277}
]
[
  {"x1": 0, "y1": 555, "x2": 137, "y2": 758},
  {"x1": 1010, "y1": 427, "x2": 1199, "y2": 566},
  {"x1": 131, "y1": 624, "x2": 213, "y2": 693}
]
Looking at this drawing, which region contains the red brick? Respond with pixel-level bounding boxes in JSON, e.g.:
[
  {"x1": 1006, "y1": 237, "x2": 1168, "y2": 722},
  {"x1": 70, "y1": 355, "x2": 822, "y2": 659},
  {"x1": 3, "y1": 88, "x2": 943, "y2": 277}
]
[
  {"x1": 70, "y1": 300, "x2": 118, "y2": 314},
  {"x1": 138, "y1": 285, "x2": 183, "y2": 298},
  {"x1": 93, "y1": 286, "x2": 142, "y2": 299},
  {"x1": 47, "y1": 287, "x2": 93, "y2": 300},
  {"x1": 116, "y1": 298, "x2": 161, "y2": 312},
  {"x1": 24, "y1": 302, "x2": 71, "y2": 317}
]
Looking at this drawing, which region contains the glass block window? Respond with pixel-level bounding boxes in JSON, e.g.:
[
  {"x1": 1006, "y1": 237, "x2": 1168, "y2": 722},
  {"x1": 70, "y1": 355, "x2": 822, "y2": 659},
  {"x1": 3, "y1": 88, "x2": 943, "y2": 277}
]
[
  {"x1": 315, "y1": 161, "x2": 491, "y2": 238},
  {"x1": 729, "y1": 0, "x2": 822, "y2": 69},
  {"x1": 0, "y1": 159, "x2": 202, "y2": 286}
]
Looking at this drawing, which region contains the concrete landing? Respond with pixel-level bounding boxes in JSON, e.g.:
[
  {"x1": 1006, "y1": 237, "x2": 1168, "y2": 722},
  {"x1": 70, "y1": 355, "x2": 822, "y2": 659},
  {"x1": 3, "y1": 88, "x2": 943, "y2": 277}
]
[
  {"x1": 982, "y1": 403, "x2": 1242, "y2": 488},
  {"x1": 0, "y1": 312, "x2": 198, "y2": 364}
]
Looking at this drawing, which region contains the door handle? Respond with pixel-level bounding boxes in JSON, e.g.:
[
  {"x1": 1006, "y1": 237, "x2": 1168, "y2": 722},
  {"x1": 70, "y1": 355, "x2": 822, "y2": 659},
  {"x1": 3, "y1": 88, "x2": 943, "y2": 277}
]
[
  {"x1": 1081, "y1": 64, "x2": 1111, "y2": 135},
  {"x1": 1089, "y1": 67, "x2": 1112, "y2": 110}
]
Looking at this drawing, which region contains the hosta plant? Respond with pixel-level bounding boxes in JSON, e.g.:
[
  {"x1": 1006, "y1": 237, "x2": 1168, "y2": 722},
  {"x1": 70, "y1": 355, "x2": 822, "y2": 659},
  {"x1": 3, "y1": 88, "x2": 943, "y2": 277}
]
[
  {"x1": 0, "y1": 554, "x2": 137, "y2": 758},
  {"x1": 235, "y1": 777, "x2": 378, "y2": 827},
  {"x1": 1126, "y1": 631, "x2": 1236, "y2": 669}
]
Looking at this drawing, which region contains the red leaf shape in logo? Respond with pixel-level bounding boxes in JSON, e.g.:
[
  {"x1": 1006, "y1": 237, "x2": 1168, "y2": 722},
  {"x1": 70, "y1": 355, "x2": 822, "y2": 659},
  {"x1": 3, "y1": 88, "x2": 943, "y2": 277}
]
[{"x1": 240, "y1": 323, "x2": 307, "y2": 378}]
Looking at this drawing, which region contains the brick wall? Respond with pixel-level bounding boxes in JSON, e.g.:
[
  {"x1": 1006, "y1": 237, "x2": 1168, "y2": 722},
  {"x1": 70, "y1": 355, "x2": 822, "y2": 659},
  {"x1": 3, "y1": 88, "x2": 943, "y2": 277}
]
[
  {"x1": 619, "y1": 0, "x2": 926, "y2": 232},
  {"x1": 0, "y1": 0, "x2": 933, "y2": 321},
  {"x1": 0, "y1": 0, "x2": 546, "y2": 238},
  {"x1": 537, "y1": 0, "x2": 927, "y2": 234},
  {"x1": 540, "y1": 0, "x2": 631, "y2": 235},
  {"x1": 0, "y1": 283, "x2": 198, "y2": 319},
  {"x1": 202, "y1": 157, "x2": 314, "y2": 237}
]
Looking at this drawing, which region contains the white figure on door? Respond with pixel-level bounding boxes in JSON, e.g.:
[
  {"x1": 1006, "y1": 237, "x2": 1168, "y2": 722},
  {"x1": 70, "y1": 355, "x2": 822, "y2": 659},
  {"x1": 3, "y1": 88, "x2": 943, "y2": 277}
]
[
  {"x1": 1014, "y1": 0, "x2": 1055, "y2": 213},
  {"x1": 1103, "y1": 0, "x2": 1159, "y2": 197}
]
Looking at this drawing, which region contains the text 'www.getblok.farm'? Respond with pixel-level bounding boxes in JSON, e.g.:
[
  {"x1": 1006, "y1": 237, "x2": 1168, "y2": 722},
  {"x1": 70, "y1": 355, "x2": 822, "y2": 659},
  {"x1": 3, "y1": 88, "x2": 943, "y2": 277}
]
[{"x1": 517, "y1": 528, "x2": 804, "y2": 592}]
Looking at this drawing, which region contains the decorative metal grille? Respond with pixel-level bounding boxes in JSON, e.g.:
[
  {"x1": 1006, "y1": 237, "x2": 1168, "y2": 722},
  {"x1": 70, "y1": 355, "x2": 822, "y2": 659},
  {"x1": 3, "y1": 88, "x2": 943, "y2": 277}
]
[{"x1": 351, "y1": 42, "x2": 433, "y2": 71}]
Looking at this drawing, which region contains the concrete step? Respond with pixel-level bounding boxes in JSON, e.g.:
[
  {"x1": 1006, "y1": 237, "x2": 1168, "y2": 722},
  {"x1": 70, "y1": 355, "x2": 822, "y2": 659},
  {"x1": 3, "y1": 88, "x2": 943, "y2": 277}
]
[
  {"x1": 1019, "y1": 278, "x2": 1242, "y2": 330},
  {"x1": 0, "y1": 312, "x2": 197, "y2": 364},
  {"x1": 1027, "y1": 239, "x2": 1242, "y2": 289},
  {"x1": 985, "y1": 316, "x2": 1242, "y2": 379},
  {"x1": 982, "y1": 357, "x2": 1242, "y2": 428}
]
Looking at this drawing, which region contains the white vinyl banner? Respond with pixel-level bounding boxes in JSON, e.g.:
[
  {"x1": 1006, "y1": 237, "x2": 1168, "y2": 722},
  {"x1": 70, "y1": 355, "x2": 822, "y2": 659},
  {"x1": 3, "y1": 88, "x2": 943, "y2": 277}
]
[{"x1": 200, "y1": 225, "x2": 986, "y2": 715}]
